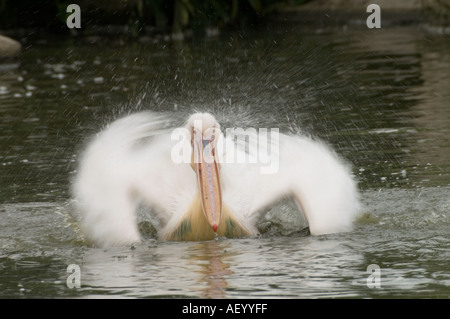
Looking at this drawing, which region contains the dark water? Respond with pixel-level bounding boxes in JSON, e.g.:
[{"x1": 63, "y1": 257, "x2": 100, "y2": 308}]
[{"x1": 0, "y1": 24, "x2": 449, "y2": 298}]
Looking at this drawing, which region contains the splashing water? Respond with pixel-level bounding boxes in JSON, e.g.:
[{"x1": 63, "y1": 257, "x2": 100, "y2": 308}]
[{"x1": 0, "y1": 26, "x2": 449, "y2": 298}]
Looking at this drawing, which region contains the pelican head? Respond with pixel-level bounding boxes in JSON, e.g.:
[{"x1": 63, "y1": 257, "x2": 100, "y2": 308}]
[{"x1": 186, "y1": 113, "x2": 223, "y2": 233}]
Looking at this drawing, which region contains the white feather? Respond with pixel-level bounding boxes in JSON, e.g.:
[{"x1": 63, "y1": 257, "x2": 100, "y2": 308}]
[{"x1": 73, "y1": 111, "x2": 360, "y2": 246}]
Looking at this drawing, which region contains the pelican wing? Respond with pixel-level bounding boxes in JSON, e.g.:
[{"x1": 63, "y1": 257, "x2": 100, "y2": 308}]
[
  {"x1": 220, "y1": 130, "x2": 360, "y2": 235},
  {"x1": 73, "y1": 112, "x2": 196, "y2": 246}
]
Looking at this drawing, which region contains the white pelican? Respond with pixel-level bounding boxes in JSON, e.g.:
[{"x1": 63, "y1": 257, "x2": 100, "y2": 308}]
[{"x1": 73, "y1": 111, "x2": 360, "y2": 247}]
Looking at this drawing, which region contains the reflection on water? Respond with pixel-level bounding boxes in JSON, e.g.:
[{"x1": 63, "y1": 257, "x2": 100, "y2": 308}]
[
  {"x1": 76, "y1": 240, "x2": 235, "y2": 298},
  {"x1": 0, "y1": 25, "x2": 449, "y2": 298},
  {"x1": 190, "y1": 242, "x2": 233, "y2": 299}
]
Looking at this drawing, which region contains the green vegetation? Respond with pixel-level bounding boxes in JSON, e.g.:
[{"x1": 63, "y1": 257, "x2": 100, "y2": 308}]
[
  {"x1": 140, "y1": 0, "x2": 309, "y2": 34},
  {"x1": 0, "y1": 0, "x2": 310, "y2": 34}
]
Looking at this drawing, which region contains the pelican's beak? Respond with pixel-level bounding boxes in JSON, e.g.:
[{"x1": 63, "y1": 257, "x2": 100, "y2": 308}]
[{"x1": 192, "y1": 127, "x2": 222, "y2": 232}]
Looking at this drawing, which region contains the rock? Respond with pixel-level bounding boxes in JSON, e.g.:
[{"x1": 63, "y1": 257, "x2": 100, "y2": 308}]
[{"x1": 0, "y1": 34, "x2": 21, "y2": 59}]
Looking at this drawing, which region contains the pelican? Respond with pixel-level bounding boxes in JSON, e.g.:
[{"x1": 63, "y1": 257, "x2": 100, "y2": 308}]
[{"x1": 73, "y1": 111, "x2": 360, "y2": 247}]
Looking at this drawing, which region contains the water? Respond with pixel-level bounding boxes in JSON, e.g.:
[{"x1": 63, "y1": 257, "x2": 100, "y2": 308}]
[{"x1": 0, "y1": 24, "x2": 449, "y2": 298}]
